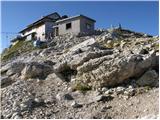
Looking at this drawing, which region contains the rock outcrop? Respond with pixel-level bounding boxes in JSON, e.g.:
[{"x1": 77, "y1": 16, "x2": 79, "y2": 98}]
[
  {"x1": 136, "y1": 70, "x2": 159, "y2": 87},
  {"x1": 1, "y1": 28, "x2": 159, "y2": 119},
  {"x1": 53, "y1": 33, "x2": 158, "y2": 88},
  {"x1": 76, "y1": 52, "x2": 158, "y2": 88},
  {"x1": 21, "y1": 61, "x2": 53, "y2": 79}
]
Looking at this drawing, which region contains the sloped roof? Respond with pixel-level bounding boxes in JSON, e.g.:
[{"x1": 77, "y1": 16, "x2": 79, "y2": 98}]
[
  {"x1": 56, "y1": 14, "x2": 96, "y2": 24},
  {"x1": 19, "y1": 12, "x2": 61, "y2": 33}
]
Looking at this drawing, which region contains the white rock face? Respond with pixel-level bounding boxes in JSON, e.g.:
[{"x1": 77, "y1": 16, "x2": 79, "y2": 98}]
[
  {"x1": 71, "y1": 101, "x2": 82, "y2": 108},
  {"x1": 0, "y1": 29, "x2": 159, "y2": 119},
  {"x1": 21, "y1": 62, "x2": 52, "y2": 79},
  {"x1": 69, "y1": 38, "x2": 96, "y2": 52},
  {"x1": 140, "y1": 114, "x2": 159, "y2": 119},
  {"x1": 76, "y1": 53, "x2": 158, "y2": 88},
  {"x1": 52, "y1": 34, "x2": 159, "y2": 89}
]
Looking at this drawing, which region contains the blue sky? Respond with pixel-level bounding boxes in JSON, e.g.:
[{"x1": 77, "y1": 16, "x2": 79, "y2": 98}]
[{"x1": 1, "y1": 1, "x2": 159, "y2": 52}]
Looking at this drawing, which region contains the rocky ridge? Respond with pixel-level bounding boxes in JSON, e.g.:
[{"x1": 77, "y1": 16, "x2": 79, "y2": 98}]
[{"x1": 0, "y1": 28, "x2": 159, "y2": 119}]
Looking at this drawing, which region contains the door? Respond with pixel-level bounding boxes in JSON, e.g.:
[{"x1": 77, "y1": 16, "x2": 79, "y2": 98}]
[{"x1": 55, "y1": 27, "x2": 59, "y2": 36}]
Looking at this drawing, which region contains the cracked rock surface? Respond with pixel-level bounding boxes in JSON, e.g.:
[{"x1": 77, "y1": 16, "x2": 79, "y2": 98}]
[{"x1": 1, "y1": 28, "x2": 159, "y2": 119}]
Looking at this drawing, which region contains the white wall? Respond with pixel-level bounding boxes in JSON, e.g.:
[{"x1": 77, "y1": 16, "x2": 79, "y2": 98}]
[
  {"x1": 36, "y1": 24, "x2": 45, "y2": 40},
  {"x1": 22, "y1": 24, "x2": 45, "y2": 41},
  {"x1": 57, "y1": 19, "x2": 81, "y2": 35}
]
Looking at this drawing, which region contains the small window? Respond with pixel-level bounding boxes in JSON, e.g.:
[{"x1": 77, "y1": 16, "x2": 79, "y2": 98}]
[
  {"x1": 86, "y1": 23, "x2": 91, "y2": 30},
  {"x1": 66, "y1": 23, "x2": 72, "y2": 30}
]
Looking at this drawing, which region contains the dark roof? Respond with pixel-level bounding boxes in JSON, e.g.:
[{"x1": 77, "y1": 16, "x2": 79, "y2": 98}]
[
  {"x1": 56, "y1": 14, "x2": 96, "y2": 23},
  {"x1": 19, "y1": 12, "x2": 61, "y2": 33},
  {"x1": 11, "y1": 36, "x2": 23, "y2": 42}
]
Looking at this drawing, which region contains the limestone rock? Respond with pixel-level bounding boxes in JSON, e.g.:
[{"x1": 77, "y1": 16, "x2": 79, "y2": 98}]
[
  {"x1": 93, "y1": 95, "x2": 113, "y2": 102},
  {"x1": 56, "y1": 93, "x2": 74, "y2": 101},
  {"x1": 63, "y1": 93, "x2": 74, "y2": 100},
  {"x1": 69, "y1": 38, "x2": 97, "y2": 53},
  {"x1": 140, "y1": 114, "x2": 159, "y2": 119},
  {"x1": 1, "y1": 62, "x2": 25, "y2": 76},
  {"x1": 136, "y1": 70, "x2": 159, "y2": 87},
  {"x1": 76, "y1": 52, "x2": 158, "y2": 88},
  {"x1": 71, "y1": 101, "x2": 82, "y2": 108},
  {"x1": 0, "y1": 76, "x2": 12, "y2": 86},
  {"x1": 11, "y1": 112, "x2": 22, "y2": 119},
  {"x1": 21, "y1": 62, "x2": 53, "y2": 79},
  {"x1": 116, "y1": 86, "x2": 125, "y2": 94}
]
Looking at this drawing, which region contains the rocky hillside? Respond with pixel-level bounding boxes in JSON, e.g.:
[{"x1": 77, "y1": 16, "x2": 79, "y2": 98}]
[{"x1": 0, "y1": 28, "x2": 159, "y2": 119}]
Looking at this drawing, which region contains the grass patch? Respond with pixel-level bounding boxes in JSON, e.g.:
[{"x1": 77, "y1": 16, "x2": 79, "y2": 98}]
[
  {"x1": 63, "y1": 48, "x2": 70, "y2": 53},
  {"x1": 1, "y1": 40, "x2": 37, "y2": 61},
  {"x1": 72, "y1": 82, "x2": 92, "y2": 92},
  {"x1": 103, "y1": 40, "x2": 122, "y2": 48},
  {"x1": 152, "y1": 43, "x2": 159, "y2": 51}
]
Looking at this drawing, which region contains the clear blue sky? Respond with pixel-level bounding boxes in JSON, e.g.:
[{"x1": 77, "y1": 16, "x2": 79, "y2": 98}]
[{"x1": 1, "y1": 1, "x2": 159, "y2": 52}]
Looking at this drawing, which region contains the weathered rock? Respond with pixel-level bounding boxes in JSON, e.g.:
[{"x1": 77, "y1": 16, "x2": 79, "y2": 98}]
[
  {"x1": 93, "y1": 95, "x2": 106, "y2": 102},
  {"x1": 63, "y1": 94, "x2": 74, "y2": 100},
  {"x1": 101, "y1": 106, "x2": 112, "y2": 112},
  {"x1": 0, "y1": 76, "x2": 12, "y2": 86},
  {"x1": 34, "y1": 98, "x2": 44, "y2": 103},
  {"x1": 116, "y1": 86, "x2": 125, "y2": 94},
  {"x1": 139, "y1": 48, "x2": 149, "y2": 54},
  {"x1": 11, "y1": 112, "x2": 22, "y2": 119},
  {"x1": 24, "y1": 98, "x2": 34, "y2": 106},
  {"x1": 56, "y1": 93, "x2": 74, "y2": 101},
  {"x1": 4, "y1": 111, "x2": 13, "y2": 118},
  {"x1": 136, "y1": 70, "x2": 159, "y2": 87},
  {"x1": 1, "y1": 63, "x2": 12, "y2": 74},
  {"x1": 76, "y1": 52, "x2": 158, "y2": 88},
  {"x1": 69, "y1": 38, "x2": 97, "y2": 53},
  {"x1": 21, "y1": 62, "x2": 53, "y2": 79},
  {"x1": 101, "y1": 87, "x2": 108, "y2": 92},
  {"x1": 20, "y1": 103, "x2": 28, "y2": 111},
  {"x1": 140, "y1": 114, "x2": 159, "y2": 119},
  {"x1": 1, "y1": 62, "x2": 25, "y2": 76},
  {"x1": 69, "y1": 49, "x2": 113, "y2": 70},
  {"x1": 71, "y1": 101, "x2": 82, "y2": 108},
  {"x1": 1, "y1": 29, "x2": 159, "y2": 119},
  {"x1": 124, "y1": 88, "x2": 135, "y2": 97},
  {"x1": 93, "y1": 95, "x2": 113, "y2": 102},
  {"x1": 54, "y1": 37, "x2": 113, "y2": 73},
  {"x1": 7, "y1": 62, "x2": 25, "y2": 76},
  {"x1": 56, "y1": 93, "x2": 61, "y2": 101}
]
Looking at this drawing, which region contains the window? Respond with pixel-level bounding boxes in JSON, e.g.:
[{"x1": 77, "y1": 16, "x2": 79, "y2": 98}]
[
  {"x1": 66, "y1": 23, "x2": 72, "y2": 30},
  {"x1": 86, "y1": 23, "x2": 91, "y2": 30}
]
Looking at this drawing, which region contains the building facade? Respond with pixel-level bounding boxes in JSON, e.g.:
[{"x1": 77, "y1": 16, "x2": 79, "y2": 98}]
[
  {"x1": 19, "y1": 12, "x2": 60, "y2": 41},
  {"x1": 18, "y1": 13, "x2": 96, "y2": 41},
  {"x1": 55, "y1": 15, "x2": 96, "y2": 36}
]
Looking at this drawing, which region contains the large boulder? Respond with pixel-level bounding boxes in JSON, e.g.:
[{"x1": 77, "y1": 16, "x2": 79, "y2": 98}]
[
  {"x1": 1, "y1": 62, "x2": 25, "y2": 76},
  {"x1": 54, "y1": 38, "x2": 113, "y2": 72},
  {"x1": 69, "y1": 38, "x2": 97, "y2": 53},
  {"x1": 54, "y1": 36, "x2": 159, "y2": 89},
  {"x1": 7, "y1": 62, "x2": 25, "y2": 76},
  {"x1": 21, "y1": 62, "x2": 53, "y2": 79},
  {"x1": 75, "y1": 52, "x2": 158, "y2": 89},
  {"x1": 136, "y1": 70, "x2": 159, "y2": 87}
]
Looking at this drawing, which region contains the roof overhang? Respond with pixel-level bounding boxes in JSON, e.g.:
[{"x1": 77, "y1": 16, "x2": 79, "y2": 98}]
[
  {"x1": 56, "y1": 14, "x2": 96, "y2": 24},
  {"x1": 19, "y1": 12, "x2": 61, "y2": 33}
]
